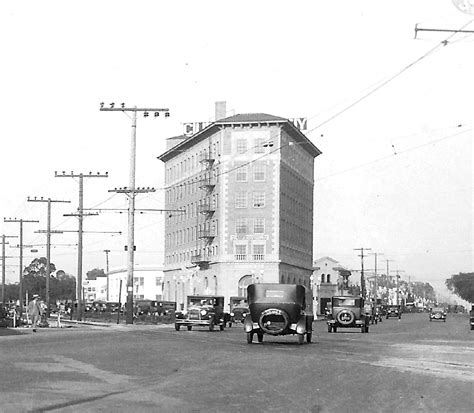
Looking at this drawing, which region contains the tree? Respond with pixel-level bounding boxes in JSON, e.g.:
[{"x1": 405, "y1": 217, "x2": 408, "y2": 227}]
[
  {"x1": 86, "y1": 268, "x2": 105, "y2": 280},
  {"x1": 20, "y1": 258, "x2": 76, "y2": 302},
  {"x1": 445, "y1": 272, "x2": 474, "y2": 303}
]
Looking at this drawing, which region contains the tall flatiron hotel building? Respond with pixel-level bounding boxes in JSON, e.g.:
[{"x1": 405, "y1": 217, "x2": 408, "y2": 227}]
[{"x1": 157, "y1": 104, "x2": 321, "y2": 309}]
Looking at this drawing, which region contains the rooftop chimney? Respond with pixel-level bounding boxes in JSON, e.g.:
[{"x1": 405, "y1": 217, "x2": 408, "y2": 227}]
[{"x1": 215, "y1": 101, "x2": 227, "y2": 121}]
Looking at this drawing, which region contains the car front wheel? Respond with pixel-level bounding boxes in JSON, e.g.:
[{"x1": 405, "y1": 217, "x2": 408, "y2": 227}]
[
  {"x1": 298, "y1": 334, "x2": 304, "y2": 345},
  {"x1": 209, "y1": 323, "x2": 214, "y2": 331},
  {"x1": 175, "y1": 324, "x2": 180, "y2": 331},
  {"x1": 247, "y1": 332, "x2": 254, "y2": 343},
  {"x1": 187, "y1": 326, "x2": 192, "y2": 331},
  {"x1": 220, "y1": 324, "x2": 225, "y2": 331},
  {"x1": 306, "y1": 332, "x2": 312, "y2": 343},
  {"x1": 327, "y1": 325, "x2": 332, "y2": 333},
  {"x1": 257, "y1": 333, "x2": 263, "y2": 343}
]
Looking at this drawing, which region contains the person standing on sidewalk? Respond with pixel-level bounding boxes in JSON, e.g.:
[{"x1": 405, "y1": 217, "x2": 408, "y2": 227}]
[{"x1": 28, "y1": 294, "x2": 43, "y2": 332}]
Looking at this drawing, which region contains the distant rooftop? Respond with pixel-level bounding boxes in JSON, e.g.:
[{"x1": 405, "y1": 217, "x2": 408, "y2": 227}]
[{"x1": 216, "y1": 113, "x2": 288, "y2": 124}]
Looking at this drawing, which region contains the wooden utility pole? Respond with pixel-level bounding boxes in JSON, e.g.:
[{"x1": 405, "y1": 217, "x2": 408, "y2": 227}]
[
  {"x1": 100, "y1": 102, "x2": 169, "y2": 324},
  {"x1": 104, "y1": 249, "x2": 110, "y2": 301},
  {"x1": 1, "y1": 235, "x2": 17, "y2": 303},
  {"x1": 55, "y1": 171, "x2": 108, "y2": 320},
  {"x1": 369, "y1": 252, "x2": 383, "y2": 302},
  {"x1": 354, "y1": 247, "x2": 371, "y2": 299},
  {"x1": 3, "y1": 218, "x2": 39, "y2": 313},
  {"x1": 27, "y1": 197, "x2": 70, "y2": 316}
]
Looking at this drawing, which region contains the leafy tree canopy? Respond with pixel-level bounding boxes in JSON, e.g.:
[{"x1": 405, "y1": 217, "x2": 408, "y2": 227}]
[
  {"x1": 86, "y1": 268, "x2": 106, "y2": 280},
  {"x1": 445, "y1": 272, "x2": 474, "y2": 303},
  {"x1": 23, "y1": 257, "x2": 56, "y2": 278}
]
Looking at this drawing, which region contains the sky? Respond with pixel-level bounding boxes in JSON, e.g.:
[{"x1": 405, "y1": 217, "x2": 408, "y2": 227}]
[{"x1": 1, "y1": 1, "x2": 472, "y2": 304}]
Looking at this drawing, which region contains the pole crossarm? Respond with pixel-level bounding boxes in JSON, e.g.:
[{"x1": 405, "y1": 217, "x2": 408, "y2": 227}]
[
  {"x1": 83, "y1": 207, "x2": 183, "y2": 213},
  {"x1": 414, "y1": 24, "x2": 474, "y2": 39},
  {"x1": 34, "y1": 230, "x2": 64, "y2": 234},
  {"x1": 108, "y1": 187, "x2": 156, "y2": 194},
  {"x1": 54, "y1": 171, "x2": 109, "y2": 178}
]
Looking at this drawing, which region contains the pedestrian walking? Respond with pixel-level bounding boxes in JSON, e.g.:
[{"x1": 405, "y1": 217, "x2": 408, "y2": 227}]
[{"x1": 28, "y1": 294, "x2": 43, "y2": 332}]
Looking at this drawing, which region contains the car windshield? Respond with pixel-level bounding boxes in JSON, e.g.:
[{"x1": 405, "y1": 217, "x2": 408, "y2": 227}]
[
  {"x1": 333, "y1": 298, "x2": 359, "y2": 307},
  {"x1": 432, "y1": 307, "x2": 445, "y2": 312}
]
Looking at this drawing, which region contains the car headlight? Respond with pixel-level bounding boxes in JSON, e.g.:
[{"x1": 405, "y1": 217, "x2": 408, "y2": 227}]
[
  {"x1": 200, "y1": 310, "x2": 207, "y2": 316},
  {"x1": 230, "y1": 312, "x2": 234, "y2": 317}
]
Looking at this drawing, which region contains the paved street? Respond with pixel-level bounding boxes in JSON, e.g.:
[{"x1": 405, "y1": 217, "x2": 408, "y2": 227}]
[{"x1": 1, "y1": 313, "x2": 473, "y2": 413}]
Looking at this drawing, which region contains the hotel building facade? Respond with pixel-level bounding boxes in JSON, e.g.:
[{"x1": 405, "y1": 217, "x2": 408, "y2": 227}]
[{"x1": 157, "y1": 111, "x2": 321, "y2": 310}]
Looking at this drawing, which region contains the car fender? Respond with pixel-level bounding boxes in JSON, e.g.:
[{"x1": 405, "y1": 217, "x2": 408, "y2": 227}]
[
  {"x1": 296, "y1": 316, "x2": 309, "y2": 334},
  {"x1": 243, "y1": 314, "x2": 254, "y2": 332}
]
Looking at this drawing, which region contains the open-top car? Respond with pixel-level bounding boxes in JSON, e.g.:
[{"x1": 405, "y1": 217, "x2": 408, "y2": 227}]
[
  {"x1": 429, "y1": 306, "x2": 447, "y2": 322},
  {"x1": 244, "y1": 283, "x2": 313, "y2": 345},
  {"x1": 385, "y1": 305, "x2": 402, "y2": 319},
  {"x1": 175, "y1": 295, "x2": 226, "y2": 331},
  {"x1": 327, "y1": 296, "x2": 370, "y2": 333},
  {"x1": 228, "y1": 296, "x2": 249, "y2": 327}
]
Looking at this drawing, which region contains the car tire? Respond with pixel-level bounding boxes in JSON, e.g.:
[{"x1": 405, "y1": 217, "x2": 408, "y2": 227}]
[
  {"x1": 333, "y1": 326, "x2": 337, "y2": 333},
  {"x1": 220, "y1": 324, "x2": 225, "y2": 331},
  {"x1": 365, "y1": 325, "x2": 369, "y2": 333},
  {"x1": 247, "y1": 332, "x2": 254, "y2": 343},
  {"x1": 228, "y1": 322, "x2": 232, "y2": 328},
  {"x1": 298, "y1": 334, "x2": 304, "y2": 345},
  {"x1": 175, "y1": 324, "x2": 180, "y2": 331},
  {"x1": 209, "y1": 323, "x2": 214, "y2": 331},
  {"x1": 187, "y1": 326, "x2": 192, "y2": 331},
  {"x1": 306, "y1": 332, "x2": 312, "y2": 343},
  {"x1": 361, "y1": 326, "x2": 365, "y2": 333},
  {"x1": 327, "y1": 325, "x2": 332, "y2": 333},
  {"x1": 257, "y1": 333, "x2": 264, "y2": 343}
]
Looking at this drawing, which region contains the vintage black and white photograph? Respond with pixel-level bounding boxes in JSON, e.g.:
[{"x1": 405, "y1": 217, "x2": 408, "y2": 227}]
[{"x1": 1, "y1": 1, "x2": 473, "y2": 412}]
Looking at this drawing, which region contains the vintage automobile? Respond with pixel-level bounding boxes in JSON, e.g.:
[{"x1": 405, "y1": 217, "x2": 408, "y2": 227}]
[
  {"x1": 385, "y1": 305, "x2": 402, "y2": 319},
  {"x1": 243, "y1": 283, "x2": 313, "y2": 344},
  {"x1": 175, "y1": 295, "x2": 226, "y2": 331},
  {"x1": 228, "y1": 296, "x2": 249, "y2": 327},
  {"x1": 470, "y1": 310, "x2": 474, "y2": 331},
  {"x1": 327, "y1": 296, "x2": 370, "y2": 333},
  {"x1": 429, "y1": 306, "x2": 447, "y2": 322}
]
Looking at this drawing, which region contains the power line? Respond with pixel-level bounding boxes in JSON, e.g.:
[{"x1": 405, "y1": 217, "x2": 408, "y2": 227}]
[{"x1": 305, "y1": 20, "x2": 474, "y2": 136}]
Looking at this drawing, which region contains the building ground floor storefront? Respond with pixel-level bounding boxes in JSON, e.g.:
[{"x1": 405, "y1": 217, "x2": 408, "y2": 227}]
[{"x1": 162, "y1": 261, "x2": 314, "y2": 312}]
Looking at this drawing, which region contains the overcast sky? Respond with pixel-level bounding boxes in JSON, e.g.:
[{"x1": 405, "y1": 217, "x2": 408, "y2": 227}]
[{"x1": 1, "y1": 1, "x2": 472, "y2": 302}]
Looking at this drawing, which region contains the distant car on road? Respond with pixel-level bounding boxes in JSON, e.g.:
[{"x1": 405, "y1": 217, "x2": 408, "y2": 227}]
[
  {"x1": 228, "y1": 296, "x2": 249, "y2": 327},
  {"x1": 470, "y1": 312, "x2": 474, "y2": 331},
  {"x1": 175, "y1": 295, "x2": 226, "y2": 331},
  {"x1": 429, "y1": 307, "x2": 447, "y2": 322},
  {"x1": 244, "y1": 283, "x2": 313, "y2": 344},
  {"x1": 385, "y1": 305, "x2": 402, "y2": 319},
  {"x1": 327, "y1": 296, "x2": 370, "y2": 333}
]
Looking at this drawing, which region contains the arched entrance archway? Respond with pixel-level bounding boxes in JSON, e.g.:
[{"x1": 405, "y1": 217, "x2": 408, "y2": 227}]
[{"x1": 238, "y1": 275, "x2": 253, "y2": 298}]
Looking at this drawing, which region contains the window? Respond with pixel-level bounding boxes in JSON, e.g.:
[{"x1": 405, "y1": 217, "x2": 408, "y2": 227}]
[
  {"x1": 252, "y1": 244, "x2": 264, "y2": 260},
  {"x1": 236, "y1": 165, "x2": 247, "y2": 182},
  {"x1": 253, "y1": 163, "x2": 265, "y2": 181},
  {"x1": 156, "y1": 277, "x2": 161, "y2": 286},
  {"x1": 254, "y1": 138, "x2": 265, "y2": 153},
  {"x1": 236, "y1": 139, "x2": 247, "y2": 154},
  {"x1": 235, "y1": 192, "x2": 247, "y2": 208},
  {"x1": 235, "y1": 218, "x2": 247, "y2": 234},
  {"x1": 253, "y1": 192, "x2": 265, "y2": 208},
  {"x1": 253, "y1": 218, "x2": 265, "y2": 234},
  {"x1": 235, "y1": 245, "x2": 247, "y2": 261}
]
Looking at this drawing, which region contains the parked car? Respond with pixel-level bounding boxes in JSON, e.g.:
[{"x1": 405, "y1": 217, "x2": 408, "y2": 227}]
[
  {"x1": 429, "y1": 307, "x2": 447, "y2": 322},
  {"x1": 175, "y1": 295, "x2": 226, "y2": 331},
  {"x1": 470, "y1": 311, "x2": 474, "y2": 331},
  {"x1": 385, "y1": 305, "x2": 402, "y2": 319},
  {"x1": 243, "y1": 283, "x2": 313, "y2": 344},
  {"x1": 327, "y1": 296, "x2": 370, "y2": 333},
  {"x1": 228, "y1": 296, "x2": 249, "y2": 327}
]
